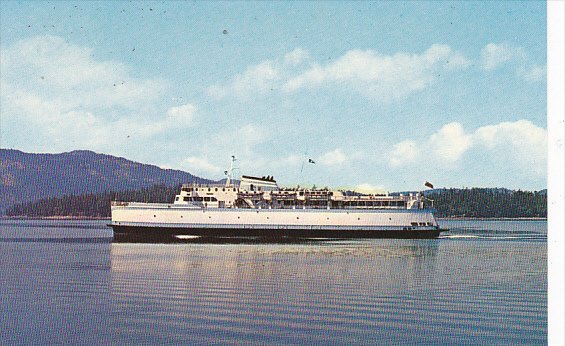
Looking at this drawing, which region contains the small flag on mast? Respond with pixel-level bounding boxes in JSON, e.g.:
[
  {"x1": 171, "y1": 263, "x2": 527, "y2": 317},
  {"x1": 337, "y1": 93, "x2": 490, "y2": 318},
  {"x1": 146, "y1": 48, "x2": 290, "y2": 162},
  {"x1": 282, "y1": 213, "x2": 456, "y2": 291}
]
[
  {"x1": 424, "y1": 181, "x2": 434, "y2": 189},
  {"x1": 308, "y1": 158, "x2": 316, "y2": 164}
]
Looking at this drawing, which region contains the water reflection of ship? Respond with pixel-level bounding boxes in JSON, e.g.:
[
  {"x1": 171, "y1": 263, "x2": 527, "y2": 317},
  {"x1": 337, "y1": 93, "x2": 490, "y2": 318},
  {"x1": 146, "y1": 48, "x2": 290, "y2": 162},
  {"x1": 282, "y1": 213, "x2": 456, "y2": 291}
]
[{"x1": 109, "y1": 239, "x2": 442, "y2": 302}]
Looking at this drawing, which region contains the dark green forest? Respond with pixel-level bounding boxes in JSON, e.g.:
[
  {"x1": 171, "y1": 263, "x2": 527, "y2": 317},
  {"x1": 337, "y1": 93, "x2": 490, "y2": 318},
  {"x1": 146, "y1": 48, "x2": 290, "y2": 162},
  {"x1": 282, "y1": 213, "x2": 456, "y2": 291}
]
[
  {"x1": 5, "y1": 185, "x2": 547, "y2": 218},
  {"x1": 6, "y1": 184, "x2": 181, "y2": 218},
  {"x1": 427, "y1": 188, "x2": 547, "y2": 218}
]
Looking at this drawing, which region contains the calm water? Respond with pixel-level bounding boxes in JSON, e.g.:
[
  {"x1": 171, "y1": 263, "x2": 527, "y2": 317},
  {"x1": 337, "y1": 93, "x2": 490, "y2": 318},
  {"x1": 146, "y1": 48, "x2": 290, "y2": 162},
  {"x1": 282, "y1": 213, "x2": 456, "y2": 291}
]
[{"x1": 0, "y1": 219, "x2": 547, "y2": 345}]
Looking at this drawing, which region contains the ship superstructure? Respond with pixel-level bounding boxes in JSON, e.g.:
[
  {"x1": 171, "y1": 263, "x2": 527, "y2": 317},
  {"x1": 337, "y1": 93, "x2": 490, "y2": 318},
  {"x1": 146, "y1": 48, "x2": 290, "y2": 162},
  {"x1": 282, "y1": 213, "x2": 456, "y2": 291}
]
[{"x1": 174, "y1": 176, "x2": 425, "y2": 211}]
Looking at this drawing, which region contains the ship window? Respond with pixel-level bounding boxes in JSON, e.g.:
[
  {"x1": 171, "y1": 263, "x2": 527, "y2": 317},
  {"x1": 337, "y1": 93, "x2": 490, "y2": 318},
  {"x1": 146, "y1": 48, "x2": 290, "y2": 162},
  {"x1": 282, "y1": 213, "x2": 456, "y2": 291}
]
[
  {"x1": 208, "y1": 188, "x2": 211, "y2": 192},
  {"x1": 215, "y1": 188, "x2": 218, "y2": 191},
  {"x1": 222, "y1": 188, "x2": 225, "y2": 191},
  {"x1": 175, "y1": 197, "x2": 179, "y2": 201},
  {"x1": 183, "y1": 197, "x2": 190, "y2": 201},
  {"x1": 411, "y1": 222, "x2": 418, "y2": 226}
]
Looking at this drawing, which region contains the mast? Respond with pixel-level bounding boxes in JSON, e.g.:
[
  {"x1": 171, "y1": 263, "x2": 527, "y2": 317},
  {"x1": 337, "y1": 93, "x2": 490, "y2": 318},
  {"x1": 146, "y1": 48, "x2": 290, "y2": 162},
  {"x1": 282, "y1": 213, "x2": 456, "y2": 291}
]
[{"x1": 225, "y1": 155, "x2": 237, "y2": 187}]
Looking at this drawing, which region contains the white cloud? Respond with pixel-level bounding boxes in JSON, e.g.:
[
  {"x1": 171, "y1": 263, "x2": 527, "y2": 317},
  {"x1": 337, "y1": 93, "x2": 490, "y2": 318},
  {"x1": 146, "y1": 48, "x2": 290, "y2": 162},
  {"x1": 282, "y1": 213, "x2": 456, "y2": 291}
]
[
  {"x1": 207, "y1": 60, "x2": 280, "y2": 99},
  {"x1": 206, "y1": 48, "x2": 311, "y2": 100},
  {"x1": 3, "y1": 82, "x2": 198, "y2": 151},
  {"x1": 279, "y1": 154, "x2": 304, "y2": 166},
  {"x1": 1, "y1": 35, "x2": 166, "y2": 110},
  {"x1": 0, "y1": 35, "x2": 196, "y2": 153},
  {"x1": 209, "y1": 43, "x2": 542, "y2": 103},
  {"x1": 388, "y1": 140, "x2": 419, "y2": 167},
  {"x1": 474, "y1": 120, "x2": 545, "y2": 149},
  {"x1": 282, "y1": 65, "x2": 322, "y2": 93},
  {"x1": 479, "y1": 43, "x2": 544, "y2": 82},
  {"x1": 284, "y1": 48, "x2": 310, "y2": 66},
  {"x1": 318, "y1": 149, "x2": 347, "y2": 166},
  {"x1": 182, "y1": 156, "x2": 221, "y2": 175},
  {"x1": 479, "y1": 43, "x2": 524, "y2": 70},
  {"x1": 387, "y1": 120, "x2": 547, "y2": 178},
  {"x1": 165, "y1": 104, "x2": 196, "y2": 127},
  {"x1": 283, "y1": 44, "x2": 470, "y2": 101},
  {"x1": 428, "y1": 122, "x2": 472, "y2": 163},
  {"x1": 208, "y1": 45, "x2": 469, "y2": 102},
  {"x1": 354, "y1": 183, "x2": 387, "y2": 194},
  {"x1": 518, "y1": 64, "x2": 546, "y2": 82},
  {"x1": 473, "y1": 120, "x2": 547, "y2": 176},
  {"x1": 238, "y1": 124, "x2": 266, "y2": 146},
  {"x1": 204, "y1": 124, "x2": 267, "y2": 161}
]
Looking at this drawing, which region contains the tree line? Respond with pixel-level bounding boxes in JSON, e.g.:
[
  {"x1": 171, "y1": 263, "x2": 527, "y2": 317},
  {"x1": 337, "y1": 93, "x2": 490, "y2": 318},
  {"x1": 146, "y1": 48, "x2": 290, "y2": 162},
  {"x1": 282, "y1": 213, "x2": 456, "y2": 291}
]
[
  {"x1": 427, "y1": 188, "x2": 547, "y2": 218},
  {"x1": 5, "y1": 184, "x2": 180, "y2": 218},
  {"x1": 5, "y1": 185, "x2": 547, "y2": 218}
]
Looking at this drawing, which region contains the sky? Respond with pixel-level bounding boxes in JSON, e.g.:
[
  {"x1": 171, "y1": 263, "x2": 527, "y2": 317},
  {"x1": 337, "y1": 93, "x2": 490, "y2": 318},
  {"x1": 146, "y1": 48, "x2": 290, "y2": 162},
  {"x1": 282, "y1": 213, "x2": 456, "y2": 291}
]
[{"x1": 0, "y1": 1, "x2": 549, "y2": 192}]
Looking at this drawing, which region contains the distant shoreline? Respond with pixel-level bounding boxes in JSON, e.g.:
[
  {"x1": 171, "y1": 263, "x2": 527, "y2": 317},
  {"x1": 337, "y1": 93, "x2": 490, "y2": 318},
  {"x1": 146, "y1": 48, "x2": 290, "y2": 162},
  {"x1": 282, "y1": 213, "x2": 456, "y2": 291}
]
[
  {"x1": 1, "y1": 216, "x2": 547, "y2": 221},
  {"x1": 438, "y1": 217, "x2": 547, "y2": 221},
  {"x1": 0, "y1": 216, "x2": 111, "y2": 220}
]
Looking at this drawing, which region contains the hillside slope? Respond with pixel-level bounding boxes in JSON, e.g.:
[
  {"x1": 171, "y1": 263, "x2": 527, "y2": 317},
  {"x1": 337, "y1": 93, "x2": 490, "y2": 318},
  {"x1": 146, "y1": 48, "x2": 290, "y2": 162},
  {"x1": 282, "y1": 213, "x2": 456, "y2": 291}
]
[{"x1": 0, "y1": 149, "x2": 211, "y2": 213}]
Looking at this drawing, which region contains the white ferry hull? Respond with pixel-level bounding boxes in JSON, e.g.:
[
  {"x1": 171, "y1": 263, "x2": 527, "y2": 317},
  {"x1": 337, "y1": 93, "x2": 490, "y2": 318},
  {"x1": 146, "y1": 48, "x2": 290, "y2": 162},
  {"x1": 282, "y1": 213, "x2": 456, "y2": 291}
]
[{"x1": 110, "y1": 203, "x2": 443, "y2": 239}]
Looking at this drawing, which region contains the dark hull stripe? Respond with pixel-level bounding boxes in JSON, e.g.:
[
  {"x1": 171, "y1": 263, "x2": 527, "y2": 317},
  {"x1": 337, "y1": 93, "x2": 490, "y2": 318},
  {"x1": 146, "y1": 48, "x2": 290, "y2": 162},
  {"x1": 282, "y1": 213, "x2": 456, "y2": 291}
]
[{"x1": 110, "y1": 225, "x2": 443, "y2": 239}]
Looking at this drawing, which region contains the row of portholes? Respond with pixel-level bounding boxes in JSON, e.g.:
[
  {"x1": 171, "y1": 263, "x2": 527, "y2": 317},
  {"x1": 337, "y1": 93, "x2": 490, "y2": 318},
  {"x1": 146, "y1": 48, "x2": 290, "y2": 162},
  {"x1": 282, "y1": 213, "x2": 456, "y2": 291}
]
[{"x1": 151, "y1": 215, "x2": 393, "y2": 222}]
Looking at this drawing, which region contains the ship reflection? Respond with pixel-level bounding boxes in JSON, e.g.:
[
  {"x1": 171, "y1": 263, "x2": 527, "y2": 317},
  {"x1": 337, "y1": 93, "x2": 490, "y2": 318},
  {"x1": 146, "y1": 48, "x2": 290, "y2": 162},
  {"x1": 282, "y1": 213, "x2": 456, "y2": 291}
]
[{"x1": 109, "y1": 235, "x2": 445, "y2": 338}]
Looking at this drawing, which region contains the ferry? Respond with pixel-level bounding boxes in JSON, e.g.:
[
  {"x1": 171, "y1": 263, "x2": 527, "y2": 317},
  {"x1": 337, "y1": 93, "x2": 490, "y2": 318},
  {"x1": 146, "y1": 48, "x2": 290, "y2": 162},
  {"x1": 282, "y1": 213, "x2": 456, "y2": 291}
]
[{"x1": 109, "y1": 158, "x2": 445, "y2": 239}]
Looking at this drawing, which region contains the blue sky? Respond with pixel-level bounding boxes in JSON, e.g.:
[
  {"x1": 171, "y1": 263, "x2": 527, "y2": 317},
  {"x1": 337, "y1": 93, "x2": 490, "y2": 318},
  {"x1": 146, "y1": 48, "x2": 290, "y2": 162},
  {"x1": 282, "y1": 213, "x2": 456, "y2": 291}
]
[{"x1": 0, "y1": 1, "x2": 548, "y2": 191}]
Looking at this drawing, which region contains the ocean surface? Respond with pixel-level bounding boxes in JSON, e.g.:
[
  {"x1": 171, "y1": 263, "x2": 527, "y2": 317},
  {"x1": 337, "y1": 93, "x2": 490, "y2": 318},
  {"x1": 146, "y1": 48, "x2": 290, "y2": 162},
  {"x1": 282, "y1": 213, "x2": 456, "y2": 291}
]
[{"x1": 0, "y1": 219, "x2": 547, "y2": 345}]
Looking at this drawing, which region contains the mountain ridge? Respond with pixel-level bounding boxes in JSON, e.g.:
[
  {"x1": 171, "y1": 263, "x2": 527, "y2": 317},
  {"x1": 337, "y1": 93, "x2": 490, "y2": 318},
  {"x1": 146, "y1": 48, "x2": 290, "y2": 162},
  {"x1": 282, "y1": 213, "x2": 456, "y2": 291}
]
[{"x1": 0, "y1": 149, "x2": 212, "y2": 214}]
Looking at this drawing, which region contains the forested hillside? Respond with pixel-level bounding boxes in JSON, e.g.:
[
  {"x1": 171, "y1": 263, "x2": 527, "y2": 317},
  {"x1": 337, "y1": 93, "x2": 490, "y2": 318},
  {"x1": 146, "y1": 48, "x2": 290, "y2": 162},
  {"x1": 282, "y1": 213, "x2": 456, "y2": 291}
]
[
  {"x1": 5, "y1": 185, "x2": 547, "y2": 218},
  {"x1": 6, "y1": 184, "x2": 180, "y2": 218},
  {"x1": 427, "y1": 188, "x2": 546, "y2": 218},
  {"x1": 0, "y1": 149, "x2": 211, "y2": 213}
]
